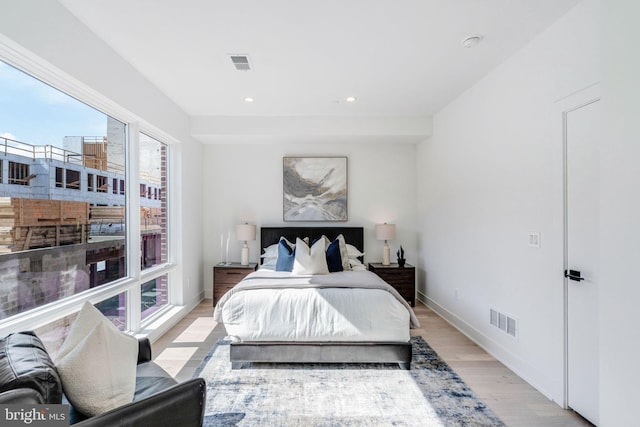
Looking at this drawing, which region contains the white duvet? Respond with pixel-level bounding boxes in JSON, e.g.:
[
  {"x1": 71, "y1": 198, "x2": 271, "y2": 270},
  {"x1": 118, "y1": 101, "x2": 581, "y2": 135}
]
[{"x1": 214, "y1": 270, "x2": 419, "y2": 342}]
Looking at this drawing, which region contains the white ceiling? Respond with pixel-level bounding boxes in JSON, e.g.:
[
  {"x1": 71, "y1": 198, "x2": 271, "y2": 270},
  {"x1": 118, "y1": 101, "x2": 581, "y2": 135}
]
[{"x1": 58, "y1": 0, "x2": 580, "y2": 142}]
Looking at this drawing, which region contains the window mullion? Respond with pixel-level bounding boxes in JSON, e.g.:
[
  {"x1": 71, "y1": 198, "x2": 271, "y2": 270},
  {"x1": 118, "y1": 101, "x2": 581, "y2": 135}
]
[
  {"x1": 167, "y1": 143, "x2": 180, "y2": 305},
  {"x1": 126, "y1": 123, "x2": 142, "y2": 331}
]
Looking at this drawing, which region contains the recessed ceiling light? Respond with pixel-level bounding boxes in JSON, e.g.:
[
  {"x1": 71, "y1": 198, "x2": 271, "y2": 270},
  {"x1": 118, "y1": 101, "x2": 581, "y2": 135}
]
[
  {"x1": 244, "y1": 97, "x2": 254, "y2": 103},
  {"x1": 462, "y1": 35, "x2": 482, "y2": 48},
  {"x1": 346, "y1": 96, "x2": 357, "y2": 103}
]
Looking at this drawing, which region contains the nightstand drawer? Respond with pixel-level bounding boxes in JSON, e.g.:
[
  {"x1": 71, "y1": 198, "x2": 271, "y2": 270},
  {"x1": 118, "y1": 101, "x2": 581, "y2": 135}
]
[
  {"x1": 374, "y1": 271, "x2": 414, "y2": 285},
  {"x1": 213, "y1": 263, "x2": 257, "y2": 305},
  {"x1": 215, "y1": 268, "x2": 251, "y2": 284}
]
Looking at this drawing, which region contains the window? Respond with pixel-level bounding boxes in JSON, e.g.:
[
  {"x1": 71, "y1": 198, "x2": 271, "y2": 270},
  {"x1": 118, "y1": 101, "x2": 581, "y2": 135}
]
[
  {"x1": 55, "y1": 167, "x2": 64, "y2": 188},
  {"x1": 95, "y1": 292, "x2": 127, "y2": 331},
  {"x1": 66, "y1": 169, "x2": 80, "y2": 189},
  {"x1": 138, "y1": 133, "x2": 168, "y2": 317},
  {"x1": 8, "y1": 161, "x2": 30, "y2": 185},
  {"x1": 0, "y1": 59, "x2": 174, "y2": 336},
  {"x1": 140, "y1": 274, "x2": 168, "y2": 321},
  {"x1": 0, "y1": 61, "x2": 127, "y2": 317},
  {"x1": 97, "y1": 175, "x2": 108, "y2": 192},
  {"x1": 140, "y1": 133, "x2": 167, "y2": 273}
]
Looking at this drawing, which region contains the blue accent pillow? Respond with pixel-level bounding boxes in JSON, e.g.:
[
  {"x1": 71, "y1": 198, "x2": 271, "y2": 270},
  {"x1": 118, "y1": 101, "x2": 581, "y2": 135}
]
[
  {"x1": 326, "y1": 238, "x2": 343, "y2": 273},
  {"x1": 275, "y1": 239, "x2": 295, "y2": 271}
]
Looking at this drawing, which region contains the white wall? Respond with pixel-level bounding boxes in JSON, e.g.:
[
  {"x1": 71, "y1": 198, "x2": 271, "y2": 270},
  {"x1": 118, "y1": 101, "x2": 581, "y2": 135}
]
[
  {"x1": 599, "y1": 0, "x2": 640, "y2": 425},
  {"x1": 202, "y1": 142, "x2": 418, "y2": 299},
  {"x1": 0, "y1": 1, "x2": 204, "y2": 309},
  {"x1": 416, "y1": 0, "x2": 599, "y2": 404}
]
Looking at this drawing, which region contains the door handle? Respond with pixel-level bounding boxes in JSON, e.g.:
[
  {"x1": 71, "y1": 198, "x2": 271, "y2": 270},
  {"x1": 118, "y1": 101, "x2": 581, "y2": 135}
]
[{"x1": 565, "y1": 269, "x2": 585, "y2": 282}]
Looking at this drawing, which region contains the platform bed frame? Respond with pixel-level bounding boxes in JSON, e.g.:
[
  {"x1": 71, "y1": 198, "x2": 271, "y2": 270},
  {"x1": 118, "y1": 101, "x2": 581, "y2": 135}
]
[{"x1": 229, "y1": 226, "x2": 413, "y2": 369}]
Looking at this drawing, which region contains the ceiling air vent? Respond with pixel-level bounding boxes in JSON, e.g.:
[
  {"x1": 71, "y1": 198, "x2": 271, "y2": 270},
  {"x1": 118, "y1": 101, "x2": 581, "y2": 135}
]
[{"x1": 229, "y1": 55, "x2": 252, "y2": 71}]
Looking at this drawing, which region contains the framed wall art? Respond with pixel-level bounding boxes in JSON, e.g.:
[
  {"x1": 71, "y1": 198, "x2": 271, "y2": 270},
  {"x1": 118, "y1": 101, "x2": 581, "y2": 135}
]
[{"x1": 283, "y1": 157, "x2": 347, "y2": 221}]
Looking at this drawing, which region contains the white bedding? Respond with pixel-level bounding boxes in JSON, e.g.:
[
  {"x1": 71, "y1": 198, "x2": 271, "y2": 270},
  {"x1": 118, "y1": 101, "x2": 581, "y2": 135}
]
[{"x1": 214, "y1": 270, "x2": 419, "y2": 343}]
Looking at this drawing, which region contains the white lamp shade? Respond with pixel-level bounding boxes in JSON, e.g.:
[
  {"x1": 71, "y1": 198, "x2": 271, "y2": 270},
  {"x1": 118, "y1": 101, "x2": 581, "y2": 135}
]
[
  {"x1": 236, "y1": 224, "x2": 256, "y2": 241},
  {"x1": 375, "y1": 223, "x2": 396, "y2": 241}
]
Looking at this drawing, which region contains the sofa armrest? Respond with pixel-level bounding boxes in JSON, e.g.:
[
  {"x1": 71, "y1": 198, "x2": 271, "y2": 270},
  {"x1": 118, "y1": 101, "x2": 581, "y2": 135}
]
[
  {"x1": 0, "y1": 388, "x2": 45, "y2": 404},
  {"x1": 73, "y1": 378, "x2": 206, "y2": 427},
  {"x1": 137, "y1": 338, "x2": 152, "y2": 364}
]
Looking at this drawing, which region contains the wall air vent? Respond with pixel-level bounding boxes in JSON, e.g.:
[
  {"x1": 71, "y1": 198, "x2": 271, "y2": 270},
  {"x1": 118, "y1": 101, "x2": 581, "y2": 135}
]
[
  {"x1": 229, "y1": 55, "x2": 252, "y2": 71},
  {"x1": 490, "y1": 308, "x2": 518, "y2": 339}
]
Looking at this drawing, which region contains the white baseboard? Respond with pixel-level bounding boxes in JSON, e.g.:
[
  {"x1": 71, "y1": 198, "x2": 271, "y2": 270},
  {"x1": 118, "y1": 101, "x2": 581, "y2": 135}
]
[{"x1": 416, "y1": 291, "x2": 562, "y2": 405}]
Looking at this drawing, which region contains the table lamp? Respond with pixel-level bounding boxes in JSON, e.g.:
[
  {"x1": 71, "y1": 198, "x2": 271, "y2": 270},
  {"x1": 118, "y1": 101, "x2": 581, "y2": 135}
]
[
  {"x1": 375, "y1": 223, "x2": 396, "y2": 266},
  {"x1": 236, "y1": 223, "x2": 256, "y2": 265}
]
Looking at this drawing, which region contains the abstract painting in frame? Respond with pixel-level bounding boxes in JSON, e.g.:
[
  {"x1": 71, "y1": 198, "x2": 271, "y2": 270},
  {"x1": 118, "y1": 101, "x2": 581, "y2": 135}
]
[{"x1": 283, "y1": 157, "x2": 347, "y2": 221}]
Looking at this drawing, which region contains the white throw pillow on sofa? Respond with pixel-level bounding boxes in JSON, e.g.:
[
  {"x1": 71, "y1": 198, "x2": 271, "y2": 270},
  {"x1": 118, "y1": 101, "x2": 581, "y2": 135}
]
[{"x1": 54, "y1": 302, "x2": 138, "y2": 416}]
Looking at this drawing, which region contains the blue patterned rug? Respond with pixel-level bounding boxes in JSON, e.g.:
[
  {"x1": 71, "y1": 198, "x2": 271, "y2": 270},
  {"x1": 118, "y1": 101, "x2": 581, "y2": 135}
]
[{"x1": 194, "y1": 336, "x2": 504, "y2": 426}]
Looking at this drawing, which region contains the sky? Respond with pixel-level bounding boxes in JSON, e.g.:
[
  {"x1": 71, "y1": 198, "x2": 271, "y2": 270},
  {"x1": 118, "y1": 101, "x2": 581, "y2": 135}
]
[{"x1": 0, "y1": 61, "x2": 108, "y2": 148}]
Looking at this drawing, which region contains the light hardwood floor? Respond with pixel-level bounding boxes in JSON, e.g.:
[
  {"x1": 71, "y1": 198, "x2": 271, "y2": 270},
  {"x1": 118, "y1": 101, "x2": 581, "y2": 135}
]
[{"x1": 151, "y1": 300, "x2": 592, "y2": 427}]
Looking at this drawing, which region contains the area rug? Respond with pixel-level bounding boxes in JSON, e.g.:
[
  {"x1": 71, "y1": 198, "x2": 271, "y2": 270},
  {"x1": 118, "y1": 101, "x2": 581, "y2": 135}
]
[{"x1": 194, "y1": 336, "x2": 504, "y2": 426}]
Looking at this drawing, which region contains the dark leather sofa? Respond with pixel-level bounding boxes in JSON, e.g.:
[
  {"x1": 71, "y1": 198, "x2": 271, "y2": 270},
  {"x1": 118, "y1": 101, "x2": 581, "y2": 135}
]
[{"x1": 0, "y1": 331, "x2": 206, "y2": 426}]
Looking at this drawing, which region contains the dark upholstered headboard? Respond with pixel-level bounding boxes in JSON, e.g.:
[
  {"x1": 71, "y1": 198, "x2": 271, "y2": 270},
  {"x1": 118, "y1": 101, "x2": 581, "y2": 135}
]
[{"x1": 260, "y1": 226, "x2": 364, "y2": 262}]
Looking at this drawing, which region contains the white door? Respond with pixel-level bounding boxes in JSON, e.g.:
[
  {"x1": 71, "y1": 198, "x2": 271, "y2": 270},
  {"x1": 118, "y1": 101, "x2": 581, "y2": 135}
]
[{"x1": 565, "y1": 98, "x2": 599, "y2": 425}]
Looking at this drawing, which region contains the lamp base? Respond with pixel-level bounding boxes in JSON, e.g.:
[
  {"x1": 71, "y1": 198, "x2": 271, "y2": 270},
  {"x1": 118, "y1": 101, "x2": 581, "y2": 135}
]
[
  {"x1": 241, "y1": 244, "x2": 249, "y2": 266},
  {"x1": 382, "y1": 242, "x2": 390, "y2": 266}
]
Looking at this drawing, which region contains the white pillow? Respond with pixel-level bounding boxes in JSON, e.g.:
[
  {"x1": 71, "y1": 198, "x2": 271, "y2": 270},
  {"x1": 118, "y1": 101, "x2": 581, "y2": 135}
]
[
  {"x1": 318, "y1": 235, "x2": 331, "y2": 248},
  {"x1": 259, "y1": 257, "x2": 276, "y2": 270},
  {"x1": 336, "y1": 234, "x2": 352, "y2": 271},
  {"x1": 55, "y1": 302, "x2": 138, "y2": 416},
  {"x1": 292, "y1": 238, "x2": 329, "y2": 275},
  {"x1": 346, "y1": 244, "x2": 365, "y2": 258},
  {"x1": 262, "y1": 237, "x2": 302, "y2": 258},
  {"x1": 349, "y1": 257, "x2": 367, "y2": 271},
  {"x1": 261, "y1": 244, "x2": 278, "y2": 258}
]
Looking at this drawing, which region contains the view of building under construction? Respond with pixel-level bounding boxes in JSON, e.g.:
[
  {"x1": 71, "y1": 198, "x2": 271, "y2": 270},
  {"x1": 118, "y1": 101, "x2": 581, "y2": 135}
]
[{"x1": 0, "y1": 118, "x2": 167, "y2": 325}]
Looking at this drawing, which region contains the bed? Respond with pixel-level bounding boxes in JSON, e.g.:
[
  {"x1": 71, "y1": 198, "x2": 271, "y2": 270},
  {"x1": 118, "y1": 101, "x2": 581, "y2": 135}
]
[{"x1": 213, "y1": 226, "x2": 419, "y2": 368}]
